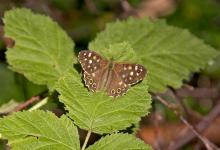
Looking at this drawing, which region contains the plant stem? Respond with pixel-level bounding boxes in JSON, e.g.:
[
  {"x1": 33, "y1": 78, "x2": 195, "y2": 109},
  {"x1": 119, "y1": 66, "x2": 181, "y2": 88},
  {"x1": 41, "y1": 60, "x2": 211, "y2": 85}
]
[
  {"x1": 28, "y1": 97, "x2": 48, "y2": 111},
  {"x1": 81, "y1": 130, "x2": 92, "y2": 150}
]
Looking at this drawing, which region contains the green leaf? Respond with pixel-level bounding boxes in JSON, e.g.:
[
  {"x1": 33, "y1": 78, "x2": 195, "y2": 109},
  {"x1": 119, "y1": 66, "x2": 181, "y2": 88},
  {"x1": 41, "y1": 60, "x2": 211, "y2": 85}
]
[
  {"x1": 0, "y1": 110, "x2": 80, "y2": 150},
  {"x1": 86, "y1": 133, "x2": 152, "y2": 150},
  {"x1": 4, "y1": 8, "x2": 75, "y2": 90},
  {"x1": 0, "y1": 63, "x2": 24, "y2": 104},
  {"x1": 0, "y1": 63, "x2": 46, "y2": 106},
  {"x1": 89, "y1": 18, "x2": 219, "y2": 92},
  {"x1": 91, "y1": 42, "x2": 138, "y2": 63},
  {"x1": 56, "y1": 69, "x2": 151, "y2": 134}
]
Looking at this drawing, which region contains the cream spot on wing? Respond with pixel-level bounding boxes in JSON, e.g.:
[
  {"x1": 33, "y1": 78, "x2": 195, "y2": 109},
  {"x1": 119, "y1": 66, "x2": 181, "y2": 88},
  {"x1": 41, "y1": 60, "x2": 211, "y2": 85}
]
[
  {"x1": 135, "y1": 65, "x2": 138, "y2": 70},
  {"x1": 140, "y1": 68, "x2": 143, "y2": 72},
  {"x1": 88, "y1": 65, "x2": 91, "y2": 68},
  {"x1": 136, "y1": 73, "x2": 140, "y2": 76},
  {"x1": 128, "y1": 66, "x2": 132, "y2": 70},
  {"x1": 124, "y1": 67, "x2": 127, "y2": 70},
  {"x1": 92, "y1": 73, "x2": 95, "y2": 77},
  {"x1": 93, "y1": 56, "x2": 96, "y2": 60},
  {"x1": 83, "y1": 53, "x2": 86, "y2": 56},
  {"x1": 119, "y1": 81, "x2": 123, "y2": 85},
  {"x1": 97, "y1": 59, "x2": 100, "y2": 62},
  {"x1": 94, "y1": 66, "x2": 97, "y2": 70},
  {"x1": 89, "y1": 60, "x2": 92, "y2": 64},
  {"x1": 122, "y1": 74, "x2": 126, "y2": 78},
  {"x1": 88, "y1": 53, "x2": 92, "y2": 57},
  {"x1": 130, "y1": 72, "x2": 134, "y2": 76},
  {"x1": 129, "y1": 77, "x2": 132, "y2": 80},
  {"x1": 84, "y1": 58, "x2": 87, "y2": 61}
]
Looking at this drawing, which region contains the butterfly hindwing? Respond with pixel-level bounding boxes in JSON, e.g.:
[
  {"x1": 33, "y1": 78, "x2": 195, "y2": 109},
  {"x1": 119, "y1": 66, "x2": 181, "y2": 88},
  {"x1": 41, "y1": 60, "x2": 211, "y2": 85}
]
[
  {"x1": 106, "y1": 68, "x2": 129, "y2": 97},
  {"x1": 83, "y1": 67, "x2": 108, "y2": 92}
]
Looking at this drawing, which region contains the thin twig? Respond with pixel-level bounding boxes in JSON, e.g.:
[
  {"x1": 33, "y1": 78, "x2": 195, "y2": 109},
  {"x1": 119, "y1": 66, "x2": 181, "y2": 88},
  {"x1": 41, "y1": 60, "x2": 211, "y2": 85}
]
[
  {"x1": 176, "y1": 87, "x2": 219, "y2": 99},
  {"x1": 179, "y1": 116, "x2": 216, "y2": 150},
  {"x1": 120, "y1": 0, "x2": 138, "y2": 17},
  {"x1": 168, "y1": 100, "x2": 220, "y2": 150},
  {"x1": 169, "y1": 89, "x2": 191, "y2": 118},
  {"x1": 85, "y1": 0, "x2": 99, "y2": 14},
  {"x1": 13, "y1": 96, "x2": 40, "y2": 112},
  {"x1": 155, "y1": 95, "x2": 219, "y2": 150},
  {"x1": 81, "y1": 130, "x2": 92, "y2": 150}
]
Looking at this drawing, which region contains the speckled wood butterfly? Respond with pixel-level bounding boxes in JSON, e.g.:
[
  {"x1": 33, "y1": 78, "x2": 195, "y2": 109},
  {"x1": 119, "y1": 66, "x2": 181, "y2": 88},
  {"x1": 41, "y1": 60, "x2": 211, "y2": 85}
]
[{"x1": 78, "y1": 50, "x2": 147, "y2": 97}]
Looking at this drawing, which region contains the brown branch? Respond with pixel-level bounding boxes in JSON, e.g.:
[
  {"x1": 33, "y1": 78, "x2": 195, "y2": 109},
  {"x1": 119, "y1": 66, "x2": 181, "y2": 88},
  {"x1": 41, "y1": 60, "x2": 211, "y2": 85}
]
[
  {"x1": 167, "y1": 100, "x2": 220, "y2": 150},
  {"x1": 138, "y1": 117, "x2": 220, "y2": 148},
  {"x1": 154, "y1": 95, "x2": 219, "y2": 150},
  {"x1": 120, "y1": 0, "x2": 138, "y2": 18},
  {"x1": 176, "y1": 86, "x2": 219, "y2": 99},
  {"x1": 84, "y1": 0, "x2": 99, "y2": 14},
  {"x1": 179, "y1": 116, "x2": 217, "y2": 150},
  {"x1": 0, "y1": 25, "x2": 15, "y2": 48},
  {"x1": 13, "y1": 96, "x2": 40, "y2": 112}
]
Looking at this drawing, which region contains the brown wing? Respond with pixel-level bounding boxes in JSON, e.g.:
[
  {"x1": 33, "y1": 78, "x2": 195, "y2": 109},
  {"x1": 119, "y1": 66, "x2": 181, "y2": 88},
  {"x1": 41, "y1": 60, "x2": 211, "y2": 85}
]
[
  {"x1": 106, "y1": 68, "x2": 130, "y2": 97},
  {"x1": 106, "y1": 63, "x2": 147, "y2": 97},
  {"x1": 78, "y1": 50, "x2": 109, "y2": 92},
  {"x1": 116, "y1": 63, "x2": 147, "y2": 85}
]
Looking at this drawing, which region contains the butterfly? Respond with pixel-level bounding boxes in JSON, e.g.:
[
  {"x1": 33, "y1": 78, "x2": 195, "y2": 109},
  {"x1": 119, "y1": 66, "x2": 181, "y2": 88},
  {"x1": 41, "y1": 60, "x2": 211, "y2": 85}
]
[{"x1": 78, "y1": 50, "x2": 147, "y2": 97}]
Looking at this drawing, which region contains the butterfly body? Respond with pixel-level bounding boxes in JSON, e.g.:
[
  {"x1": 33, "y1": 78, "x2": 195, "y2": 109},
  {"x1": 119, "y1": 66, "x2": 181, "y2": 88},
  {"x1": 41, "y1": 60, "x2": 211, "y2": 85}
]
[{"x1": 78, "y1": 50, "x2": 147, "y2": 97}]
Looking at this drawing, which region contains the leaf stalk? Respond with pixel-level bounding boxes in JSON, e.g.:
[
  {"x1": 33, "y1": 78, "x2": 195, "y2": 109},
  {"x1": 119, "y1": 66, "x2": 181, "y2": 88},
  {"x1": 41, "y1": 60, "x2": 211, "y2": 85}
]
[
  {"x1": 28, "y1": 97, "x2": 48, "y2": 111},
  {"x1": 81, "y1": 130, "x2": 92, "y2": 150}
]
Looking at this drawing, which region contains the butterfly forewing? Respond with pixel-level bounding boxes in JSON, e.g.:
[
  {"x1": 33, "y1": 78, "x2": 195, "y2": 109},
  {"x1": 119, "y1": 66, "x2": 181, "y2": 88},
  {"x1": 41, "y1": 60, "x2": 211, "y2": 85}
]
[
  {"x1": 78, "y1": 50, "x2": 107, "y2": 74},
  {"x1": 78, "y1": 50, "x2": 109, "y2": 92},
  {"x1": 115, "y1": 63, "x2": 146, "y2": 85}
]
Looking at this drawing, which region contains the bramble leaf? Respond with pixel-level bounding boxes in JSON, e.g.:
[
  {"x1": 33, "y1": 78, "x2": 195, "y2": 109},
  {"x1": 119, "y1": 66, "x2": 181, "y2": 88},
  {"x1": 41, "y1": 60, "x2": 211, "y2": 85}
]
[
  {"x1": 0, "y1": 110, "x2": 80, "y2": 150},
  {"x1": 91, "y1": 42, "x2": 138, "y2": 63},
  {"x1": 4, "y1": 8, "x2": 75, "y2": 90},
  {"x1": 89, "y1": 18, "x2": 219, "y2": 92},
  {"x1": 86, "y1": 133, "x2": 152, "y2": 150},
  {"x1": 56, "y1": 68, "x2": 151, "y2": 134}
]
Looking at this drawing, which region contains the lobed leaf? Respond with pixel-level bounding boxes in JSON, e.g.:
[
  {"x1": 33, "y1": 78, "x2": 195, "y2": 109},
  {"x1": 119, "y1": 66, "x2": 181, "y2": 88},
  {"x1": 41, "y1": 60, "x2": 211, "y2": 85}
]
[
  {"x1": 89, "y1": 18, "x2": 219, "y2": 92},
  {"x1": 0, "y1": 110, "x2": 80, "y2": 150},
  {"x1": 4, "y1": 8, "x2": 75, "y2": 90},
  {"x1": 90, "y1": 42, "x2": 138, "y2": 63},
  {"x1": 56, "y1": 69, "x2": 151, "y2": 134},
  {"x1": 86, "y1": 133, "x2": 152, "y2": 150}
]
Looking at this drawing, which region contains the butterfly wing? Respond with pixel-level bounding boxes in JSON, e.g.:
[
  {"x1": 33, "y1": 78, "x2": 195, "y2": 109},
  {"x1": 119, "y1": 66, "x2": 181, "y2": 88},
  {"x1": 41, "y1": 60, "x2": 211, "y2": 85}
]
[
  {"x1": 117, "y1": 63, "x2": 147, "y2": 85},
  {"x1": 78, "y1": 50, "x2": 109, "y2": 92},
  {"x1": 78, "y1": 50, "x2": 147, "y2": 97},
  {"x1": 106, "y1": 69, "x2": 130, "y2": 97},
  {"x1": 107, "y1": 63, "x2": 147, "y2": 97}
]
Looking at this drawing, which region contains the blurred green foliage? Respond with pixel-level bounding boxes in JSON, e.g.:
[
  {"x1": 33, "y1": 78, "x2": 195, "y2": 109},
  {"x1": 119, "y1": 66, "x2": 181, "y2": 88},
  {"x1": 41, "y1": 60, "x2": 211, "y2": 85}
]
[
  {"x1": 0, "y1": 63, "x2": 46, "y2": 105},
  {"x1": 167, "y1": 0, "x2": 220, "y2": 48},
  {"x1": 167, "y1": 0, "x2": 220, "y2": 78},
  {"x1": 183, "y1": 97, "x2": 211, "y2": 115}
]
